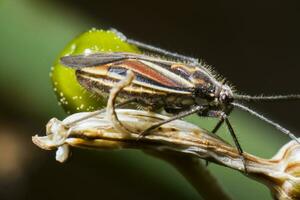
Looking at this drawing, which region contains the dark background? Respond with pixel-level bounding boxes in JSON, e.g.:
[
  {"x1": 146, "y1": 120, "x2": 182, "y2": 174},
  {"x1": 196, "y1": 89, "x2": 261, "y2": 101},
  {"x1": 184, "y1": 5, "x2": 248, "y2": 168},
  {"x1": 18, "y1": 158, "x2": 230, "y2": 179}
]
[{"x1": 0, "y1": 0, "x2": 299, "y2": 199}]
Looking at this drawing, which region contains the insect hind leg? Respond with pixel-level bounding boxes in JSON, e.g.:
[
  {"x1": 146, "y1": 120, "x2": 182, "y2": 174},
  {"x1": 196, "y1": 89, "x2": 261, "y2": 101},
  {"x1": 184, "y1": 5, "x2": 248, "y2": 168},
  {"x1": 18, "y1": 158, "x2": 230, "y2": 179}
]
[
  {"x1": 139, "y1": 105, "x2": 208, "y2": 138},
  {"x1": 64, "y1": 98, "x2": 139, "y2": 127},
  {"x1": 106, "y1": 70, "x2": 141, "y2": 134}
]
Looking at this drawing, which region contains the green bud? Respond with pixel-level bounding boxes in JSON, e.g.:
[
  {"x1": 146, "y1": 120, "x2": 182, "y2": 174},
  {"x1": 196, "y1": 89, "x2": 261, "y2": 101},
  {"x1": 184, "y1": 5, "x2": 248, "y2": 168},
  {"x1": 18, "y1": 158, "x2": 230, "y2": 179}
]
[{"x1": 50, "y1": 29, "x2": 139, "y2": 114}]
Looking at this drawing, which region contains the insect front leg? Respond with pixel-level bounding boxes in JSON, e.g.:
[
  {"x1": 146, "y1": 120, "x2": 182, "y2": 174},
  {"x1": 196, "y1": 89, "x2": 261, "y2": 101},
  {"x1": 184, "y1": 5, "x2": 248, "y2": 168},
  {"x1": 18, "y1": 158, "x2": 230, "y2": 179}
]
[
  {"x1": 203, "y1": 110, "x2": 248, "y2": 173},
  {"x1": 211, "y1": 107, "x2": 234, "y2": 134}
]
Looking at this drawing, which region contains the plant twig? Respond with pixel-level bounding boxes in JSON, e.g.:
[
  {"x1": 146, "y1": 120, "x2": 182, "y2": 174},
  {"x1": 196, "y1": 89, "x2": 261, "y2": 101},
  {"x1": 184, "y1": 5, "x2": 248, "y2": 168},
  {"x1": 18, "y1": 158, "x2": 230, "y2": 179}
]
[
  {"x1": 32, "y1": 108, "x2": 300, "y2": 200},
  {"x1": 146, "y1": 150, "x2": 231, "y2": 200}
]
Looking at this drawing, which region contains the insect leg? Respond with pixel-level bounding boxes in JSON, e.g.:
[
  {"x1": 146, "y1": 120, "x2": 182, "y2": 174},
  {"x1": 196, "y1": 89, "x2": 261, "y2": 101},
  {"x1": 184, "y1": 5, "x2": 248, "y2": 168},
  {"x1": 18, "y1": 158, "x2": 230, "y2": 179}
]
[
  {"x1": 64, "y1": 98, "x2": 138, "y2": 127},
  {"x1": 110, "y1": 29, "x2": 199, "y2": 64},
  {"x1": 211, "y1": 119, "x2": 224, "y2": 133},
  {"x1": 139, "y1": 105, "x2": 208, "y2": 137},
  {"x1": 211, "y1": 107, "x2": 233, "y2": 134},
  {"x1": 205, "y1": 114, "x2": 227, "y2": 167},
  {"x1": 224, "y1": 118, "x2": 247, "y2": 173},
  {"x1": 107, "y1": 70, "x2": 137, "y2": 134},
  {"x1": 205, "y1": 110, "x2": 247, "y2": 173}
]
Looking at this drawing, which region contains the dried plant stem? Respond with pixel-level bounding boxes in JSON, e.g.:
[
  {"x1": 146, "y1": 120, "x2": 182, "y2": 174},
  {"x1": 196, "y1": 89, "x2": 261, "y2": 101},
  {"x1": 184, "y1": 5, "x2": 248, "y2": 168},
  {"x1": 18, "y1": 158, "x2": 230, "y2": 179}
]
[{"x1": 33, "y1": 71, "x2": 300, "y2": 200}]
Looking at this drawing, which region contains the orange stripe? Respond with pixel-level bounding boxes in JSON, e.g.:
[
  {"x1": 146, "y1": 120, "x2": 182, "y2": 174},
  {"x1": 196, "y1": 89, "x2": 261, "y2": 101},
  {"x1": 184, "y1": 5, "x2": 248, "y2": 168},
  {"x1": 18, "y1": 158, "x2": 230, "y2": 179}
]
[
  {"x1": 117, "y1": 59, "x2": 180, "y2": 87},
  {"x1": 82, "y1": 64, "x2": 110, "y2": 76},
  {"x1": 82, "y1": 59, "x2": 183, "y2": 88}
]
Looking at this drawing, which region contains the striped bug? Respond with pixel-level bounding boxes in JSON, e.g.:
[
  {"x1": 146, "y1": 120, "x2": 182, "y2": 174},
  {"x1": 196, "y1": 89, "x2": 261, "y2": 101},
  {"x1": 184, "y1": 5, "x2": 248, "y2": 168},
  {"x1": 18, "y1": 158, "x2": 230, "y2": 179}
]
[{"x1": 60, "y1": 30, "x2": 300, "y2": 171}]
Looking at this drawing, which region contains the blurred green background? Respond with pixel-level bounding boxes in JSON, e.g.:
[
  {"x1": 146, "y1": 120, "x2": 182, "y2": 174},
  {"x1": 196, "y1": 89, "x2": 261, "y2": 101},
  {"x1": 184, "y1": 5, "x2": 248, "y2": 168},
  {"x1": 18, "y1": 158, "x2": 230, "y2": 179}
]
[{"x1": 0, "y1": 0, "x2": 299, "y2": 199}]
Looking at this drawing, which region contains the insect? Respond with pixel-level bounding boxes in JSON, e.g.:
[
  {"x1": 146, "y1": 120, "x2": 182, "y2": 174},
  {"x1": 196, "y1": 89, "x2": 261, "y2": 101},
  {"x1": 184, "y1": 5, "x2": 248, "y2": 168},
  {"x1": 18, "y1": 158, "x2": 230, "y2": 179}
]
[{"x1": 60, "y1": 30, "x2": 300, "y2": 172}]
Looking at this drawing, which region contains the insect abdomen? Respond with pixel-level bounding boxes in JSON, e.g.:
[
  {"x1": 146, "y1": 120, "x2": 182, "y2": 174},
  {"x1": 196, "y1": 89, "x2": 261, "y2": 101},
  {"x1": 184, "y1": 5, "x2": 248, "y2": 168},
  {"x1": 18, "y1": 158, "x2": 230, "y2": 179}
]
[{"x1": 76, "y1": 68, "x2": 195, "y2": 110}]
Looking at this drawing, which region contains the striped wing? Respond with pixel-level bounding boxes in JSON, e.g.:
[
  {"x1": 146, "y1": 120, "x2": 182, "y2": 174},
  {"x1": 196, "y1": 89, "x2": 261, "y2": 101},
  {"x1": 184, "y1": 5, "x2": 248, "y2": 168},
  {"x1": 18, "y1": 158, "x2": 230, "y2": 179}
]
[{"x1": 61, "y1": 53, "x2": 195, "y2": 95}]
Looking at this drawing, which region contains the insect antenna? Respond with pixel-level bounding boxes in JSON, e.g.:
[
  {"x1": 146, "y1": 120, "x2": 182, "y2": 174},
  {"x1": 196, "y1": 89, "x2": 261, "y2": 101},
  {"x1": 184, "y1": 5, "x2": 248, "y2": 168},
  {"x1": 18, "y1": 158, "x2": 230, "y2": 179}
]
[
  {"x1": 231, "y1": 102, "x2": 300, "y2": 143},
  {"x1": 233, "y1": 94, "x2": 300, "y2": 102}
]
